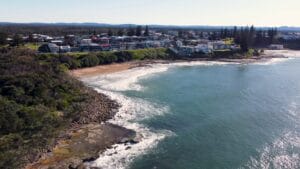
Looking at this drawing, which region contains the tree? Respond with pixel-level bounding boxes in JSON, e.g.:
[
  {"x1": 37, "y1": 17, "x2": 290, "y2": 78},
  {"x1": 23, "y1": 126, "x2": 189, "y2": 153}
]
[
  {"x1": 199, "y1": 31, "x2": 204, "y2": 38},
  {"x1": 233, "y1": 26, "x2": 239, "y2": 42},
  {"x1": 255, "y1": 30, "x2": 263, "y2": 46},
  {"x1": 268, "y1": 28, "x2": 278, "y2": 44},
  {"x1": 0, "y1": 32, "x2": 8, "y2": 45},
  {"x1": 220, "y1": 29, "x2": 225, "y2": 39},
  {"x1": 249, "y1": 25, "x2": 256, "y2": 47},
  {"x1": 240, "y1": 27, "x2": 249, "y2": 52},
  {"x1": 210, "y1": 31, "x2": 218, "y2": 40},
  {"x1": 127, "y1": 27, "x2": 135, "y2": 36},
  {"x1": 135, "y1": 26, "x2": 142, "y2": 36},
  {"x1": 28, "y1": 34, "x2": 35, "y2": 42},
  {"x1": 144, "y1": 25, "x2": 149, "y2": 36},
  {"x1": 108, "y1": 29, "x2": 113, "y2": 36},
  {"x1": 117, "y1": 29, "x2": 124, "y2": 36},
  {"x1": 224, "y1": 28, "x2": 229, "y2": 38},
  {"x1": 11, "y1": 34, "x2": 23, "y2": 46},
  {"x1": 178, "y1": 30, "x2": 184, "y2": 38}
]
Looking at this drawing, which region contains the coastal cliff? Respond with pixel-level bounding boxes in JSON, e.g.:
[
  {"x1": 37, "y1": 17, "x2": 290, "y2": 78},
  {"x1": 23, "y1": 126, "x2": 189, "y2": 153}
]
[{"x1": 0, "y1": 48, "x2": 136, "y2": 169}]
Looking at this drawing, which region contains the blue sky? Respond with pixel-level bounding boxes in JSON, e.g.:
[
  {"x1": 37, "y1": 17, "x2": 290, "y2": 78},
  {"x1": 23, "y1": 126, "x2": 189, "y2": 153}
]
[{"x1": 1, "y1": 0, "x2": 299, "y2": 26}]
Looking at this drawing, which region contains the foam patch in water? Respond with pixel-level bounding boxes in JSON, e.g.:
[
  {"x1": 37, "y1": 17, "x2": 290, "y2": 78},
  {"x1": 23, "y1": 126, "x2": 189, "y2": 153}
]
[
  {"x1": 81, "y1": 85, "x2": 173, "y2": 169},
  {"x1": 82, "y1": 65, "x2": 169, "y2": 91},
  {"x1": 242, "y1": 131, "x2": 300, "y2": 169}
]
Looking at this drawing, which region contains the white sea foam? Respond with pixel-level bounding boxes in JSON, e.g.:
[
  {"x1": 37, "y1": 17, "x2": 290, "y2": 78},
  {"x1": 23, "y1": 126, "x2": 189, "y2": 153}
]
[
  {"x1": 81, "y1": 61, "x2": 233, "y2": 168},
  {"x1": 81, "y1": 61, "x2": 232, "y2": 168},
  {"x1": 242, "y1": 131, "x2": 300, "y2": 169},
  {"x1": 82, "y1": 65, "x2": 169, "y2": 91},
  {"x1": 242, "y1": 99, "x2": 300, "y2": 169},
  {"x1": 81, "y1": 61, "x2": 235, "y2": 92},
  {"x1": 81, "y1": 55, "x2": 300, "y2": 169},
  {"x1": 82, "y1": 73, "x2": 173, "y2": 169},
  {"x1": 264, "y1": 50, "x2": 300, "y2": 58},
  {"x1": 253, "y1": 57, "x2": 293, "y2": 65},
  {"x1": 167, "y1": 61, "x2": 237, "y2": 67}
]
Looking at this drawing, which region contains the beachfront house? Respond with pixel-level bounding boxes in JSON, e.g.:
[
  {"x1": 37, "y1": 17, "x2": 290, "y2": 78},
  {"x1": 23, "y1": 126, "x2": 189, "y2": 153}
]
[
  {"x1": 269, "y1": 44, "x2": 284, "y2": 50},
  {"x1": 80, "y1": 43, "x2": 102, "y2": 52},
  {"x1": 194, "y1": 44, "x2": 213, "y2": 54},
  {"x1": 178, "y1": 46, "x2": 195, "y2": 56}
]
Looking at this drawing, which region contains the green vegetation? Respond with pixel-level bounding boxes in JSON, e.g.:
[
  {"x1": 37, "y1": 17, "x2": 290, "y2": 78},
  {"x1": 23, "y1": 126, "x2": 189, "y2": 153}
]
[
  {"x1": 36, "y1": 47, "x2": 260, "y2": 71},
  {"x1": 0, "y1": 45, "x2": 261, "y2": 168},
  {"x1": 0, "y1": 47, "x2": 107, "y2": 169},
  {"x1": 0, "y1": 32, "x2": 8, "y2": 45},
  {"x1": 38, "y1": 48, "x2": 175, "y2": 69},
  {"x1": 24, "y1": 43, "x2": 41, "y2": 50}
]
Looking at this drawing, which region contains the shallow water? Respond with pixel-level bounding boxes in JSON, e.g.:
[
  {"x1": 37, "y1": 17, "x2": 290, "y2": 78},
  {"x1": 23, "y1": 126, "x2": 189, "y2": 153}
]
[{"x1": 83, "y1": 56, "x2": 300, "y2": 169}]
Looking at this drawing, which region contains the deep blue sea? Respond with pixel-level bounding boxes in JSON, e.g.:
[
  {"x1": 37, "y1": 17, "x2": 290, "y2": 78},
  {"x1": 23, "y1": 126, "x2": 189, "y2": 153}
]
[{"x1": 84, "y1": 55, "x2": 300, "y2": 169}]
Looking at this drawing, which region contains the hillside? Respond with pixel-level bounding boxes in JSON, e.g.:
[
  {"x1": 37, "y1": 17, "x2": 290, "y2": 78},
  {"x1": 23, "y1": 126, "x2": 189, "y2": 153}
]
[{"x1": 0, "y1": 48, "x2": 121, "y2": 168}]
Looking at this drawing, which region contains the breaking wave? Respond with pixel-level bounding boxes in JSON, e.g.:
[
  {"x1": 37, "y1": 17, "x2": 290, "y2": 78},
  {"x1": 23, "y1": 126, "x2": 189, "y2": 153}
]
[
  {"x1": 81, "y1": 62, "x2": 233, "y2": 169},
  {"x1": 80, "y1": 56, "x2": 296, "y2": 169},
  {"x1": 81, "y1": 66, "x2": 173, "y2": 169},
  {"x1": 242, "y1": 131, "x2": 300, "y2": 169},
  {"x1": 242, "y1": 100, "x2": 300, "y2": 169}
]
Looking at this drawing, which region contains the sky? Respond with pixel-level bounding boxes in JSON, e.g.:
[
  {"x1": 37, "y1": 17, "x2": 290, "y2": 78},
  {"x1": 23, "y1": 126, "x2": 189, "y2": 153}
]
[{"x1": 0, "y1": 0, "x2": 300, "y2": 27}]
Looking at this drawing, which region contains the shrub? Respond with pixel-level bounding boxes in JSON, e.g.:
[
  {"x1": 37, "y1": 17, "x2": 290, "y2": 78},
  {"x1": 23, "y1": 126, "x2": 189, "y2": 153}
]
[{"x1": 80, "y1": 54, "x2": 99, "y2": 67}]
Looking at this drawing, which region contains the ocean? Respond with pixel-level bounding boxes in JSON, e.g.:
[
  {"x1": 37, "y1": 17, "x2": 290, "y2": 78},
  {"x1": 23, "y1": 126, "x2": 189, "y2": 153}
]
[{"x1": 83, "y1": 51, "x2": 300, "y2": 169}]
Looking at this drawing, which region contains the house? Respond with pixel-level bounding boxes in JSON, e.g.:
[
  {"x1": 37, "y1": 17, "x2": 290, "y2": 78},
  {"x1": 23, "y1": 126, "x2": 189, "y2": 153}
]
[
  {"x1": 80, "y1": 39, "x2": 92, "y2": 45},
  {"x1": 269, "y1": 44, "x2": 284, "y2": 50},
  {"x1": 59, "y1": 46, "x2": 71, "y2": 53},
  {"x1": 210, "y1": 41, "x2": 228, "y2": 50},
  {"x1": 80, "y1": 43, "x2": 102, "y2": 52},
  {"x1": 38, "y1": 43, "x2": 59, "y2": 53},
  {"x1": 176, "y1": 40, "x2": 183, "y2": 47},
  {"x1": 125, "y1": 42, "x2": 137, "y2": 50},
  {"x1": 230, "y1": 45, "x2": 240, "y2": 51},
  {"x1": 178, "y1": 46, "x2": 195, "y2": 56},
  {"x1": 100, "y1": 44, "x2": 111, "y2": 51},
  {"x1": 51, "y1": 40, "x2": 63, "y2": 46},
  {"x1": 194, "y1": 44, "x2": 213, "y2": 54},
  {"x1": 99, "y1": 37, "x2": 110, "y2": 44},
  {"x1": 167, "y1": 31, "x2": 179, "y2": 37}
]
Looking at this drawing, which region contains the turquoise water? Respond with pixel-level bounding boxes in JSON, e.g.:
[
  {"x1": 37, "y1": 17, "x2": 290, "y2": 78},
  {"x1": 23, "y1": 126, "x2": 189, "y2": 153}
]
[{"x1": 123, "y1": 59, "x2": 300, "y2": 169}]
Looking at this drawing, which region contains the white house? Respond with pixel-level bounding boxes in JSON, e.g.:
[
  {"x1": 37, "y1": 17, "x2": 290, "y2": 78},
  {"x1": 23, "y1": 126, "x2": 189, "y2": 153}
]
[
  {"x1": 38, "y1": 43, "x2": 59, "y2": 53},
  {"x1": 59, "y1": 46, "x2": 71, "y2": 53},
  {"x1": 269, "y1": 44, "x2": 284, "y2": 50},
  {"x1": 176, "y1": 40, "x2": 183, "y2": 47},
  {"x1": 194, "y1": 44, "x2": 213, "y2": 54},
  {"x1": 80, "y1": 39, "x2": 92, "y2": 45},
  {"x1": 178, "y1": 46, "x2": 195, "y2": 56},
  {"x1": 210, "y1": 41, "x2": 228, "y2": 50}
]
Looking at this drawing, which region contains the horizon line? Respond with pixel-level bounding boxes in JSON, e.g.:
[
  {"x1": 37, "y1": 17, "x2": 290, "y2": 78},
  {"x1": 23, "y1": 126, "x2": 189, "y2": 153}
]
[{"x1": 0, "y1": 21, "x2": 300, "y2": 28}]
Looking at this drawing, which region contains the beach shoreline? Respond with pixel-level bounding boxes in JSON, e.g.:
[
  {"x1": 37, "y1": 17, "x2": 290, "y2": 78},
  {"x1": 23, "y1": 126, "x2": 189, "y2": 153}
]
[{"x1": 70, "y1": 50, "x2": 294, "y2": 78}]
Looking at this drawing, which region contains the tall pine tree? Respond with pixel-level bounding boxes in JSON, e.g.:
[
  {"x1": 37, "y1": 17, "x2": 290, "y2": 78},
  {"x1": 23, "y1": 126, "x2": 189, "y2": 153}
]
[
  {"x1": 135, "y1": 26, "x2": 142, "y2": 36},
  {"x1": 144, "y1": 25, "x2": 149, "y2": 36}
]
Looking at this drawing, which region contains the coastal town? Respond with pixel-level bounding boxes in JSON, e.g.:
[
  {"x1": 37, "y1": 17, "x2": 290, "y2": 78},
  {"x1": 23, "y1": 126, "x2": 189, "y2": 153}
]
[
  {"x1": 34, "y1": 29, "x2": 289, "y2": 55},
  {"x1": 2, "y1": 25, "x2": 299, "y2": 57}
]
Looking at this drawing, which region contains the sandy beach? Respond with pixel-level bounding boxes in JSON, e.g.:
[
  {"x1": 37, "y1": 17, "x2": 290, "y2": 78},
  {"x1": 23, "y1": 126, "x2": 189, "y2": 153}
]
[
  {"x1": 70, "y1": 50, "x2": 297, "y2": 78},
  {"x1": 70, "y1": 62, "x2": 137, "y2": 78}
]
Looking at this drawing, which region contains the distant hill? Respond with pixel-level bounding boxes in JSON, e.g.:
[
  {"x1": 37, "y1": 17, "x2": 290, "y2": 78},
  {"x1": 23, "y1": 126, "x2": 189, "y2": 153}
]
[{"x1": 0, "y1": 22, "x2": 299, "y2": 31}]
